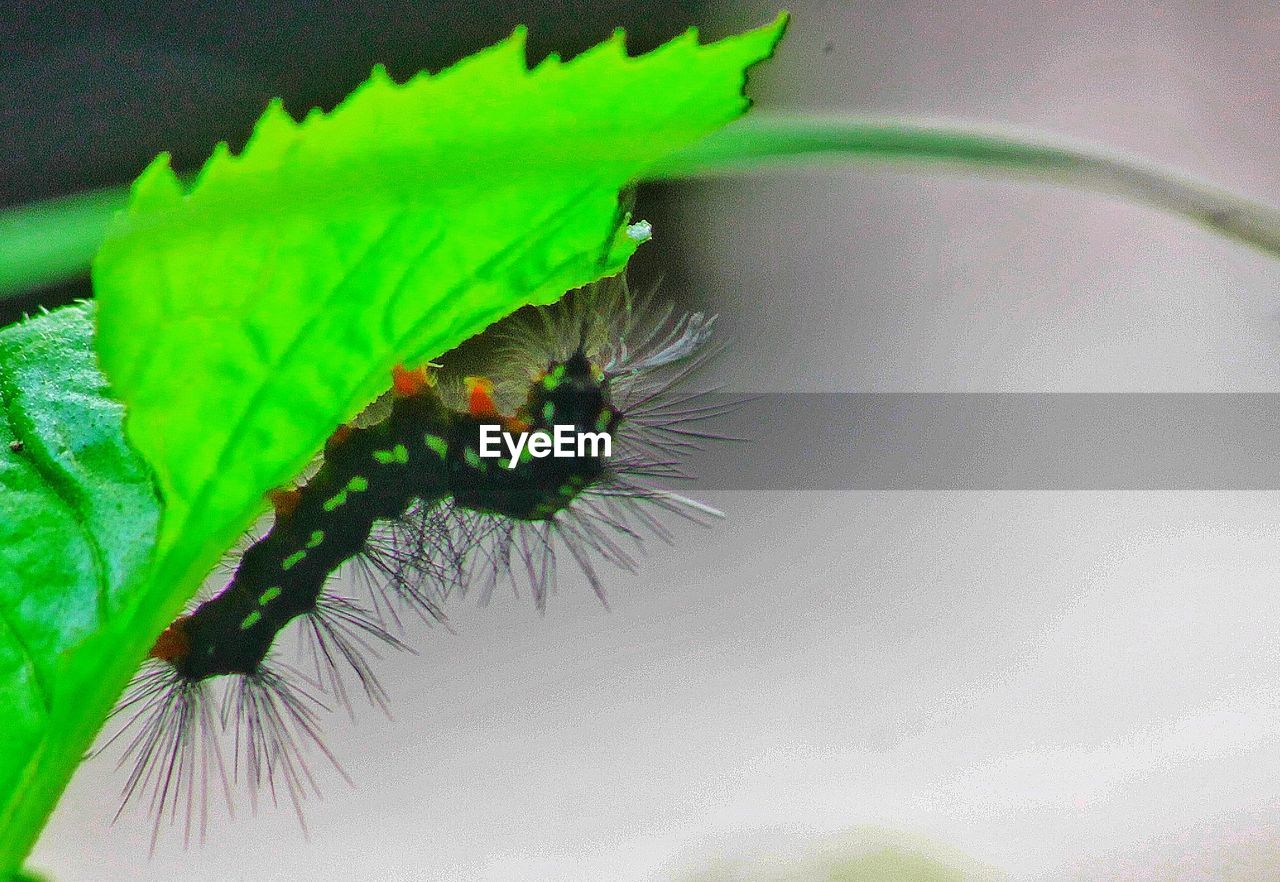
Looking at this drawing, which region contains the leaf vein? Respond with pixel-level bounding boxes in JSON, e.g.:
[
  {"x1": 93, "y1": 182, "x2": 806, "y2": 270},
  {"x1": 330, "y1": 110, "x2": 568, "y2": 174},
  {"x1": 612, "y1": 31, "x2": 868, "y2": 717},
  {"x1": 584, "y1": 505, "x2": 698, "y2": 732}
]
[
  {"x1": 0, "y1": 591, "x2": 51, "y2": 715},
  {"x1": 173, "y1": 205, "x2": 426, "y2": 555},
  {"x1": 0, "y1": 350, "x2": 113, "y2": 633}
]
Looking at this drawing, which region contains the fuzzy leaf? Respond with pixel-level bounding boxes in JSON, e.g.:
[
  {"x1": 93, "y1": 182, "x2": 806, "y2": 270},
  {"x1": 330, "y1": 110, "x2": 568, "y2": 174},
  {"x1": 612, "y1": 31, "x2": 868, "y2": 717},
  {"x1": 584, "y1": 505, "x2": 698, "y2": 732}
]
[{"x1": 0, "y1": 304, "x2": 160, "y2": 869}]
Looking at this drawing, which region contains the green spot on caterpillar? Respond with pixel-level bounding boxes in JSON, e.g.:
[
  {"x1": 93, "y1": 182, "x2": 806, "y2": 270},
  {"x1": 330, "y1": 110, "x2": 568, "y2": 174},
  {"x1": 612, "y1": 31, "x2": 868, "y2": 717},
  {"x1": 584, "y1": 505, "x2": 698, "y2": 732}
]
[
  {"x1": 558, "y1": 483, "x2": 574, "y2": 497},
  {"x1": 323, "y1": 490, "x2": 348, "y2": 511},
  {"x1": 347, "y1": 475, "x2": 369, "y2": 493},
  {"x1": 281, "y1": 550, "x2": 306, "y2": 571},
  {"x1": 372, "y1": 444, "x2": 410, "y2": 465},
  {"x1": 543, "y1": 402, "x2": 555, "y2": 422},
  {"x1": 239, "y1": 611, "x2": 262, "y2": 631},
  {"x1": 305, "y1": 530, "x2": 325, "y2": 549},
  {"x1": 541, "y1": 363, "x2": 569, "y2": 390},
  {"x1": 595, "y1": 410, "x2": 611, "y2": 432},
  {"x1": 497, "y1": 457, "x2": 511, "y2": 469},
  {"x1": 258, "y1": 586, "x2": 282, "y2": 605},
  {"x1": 424, "y1": 435, "x2": 447, "y2": 458},
  {"x1": 463, "y1": 447, "x2": 485, "y2": 470}
]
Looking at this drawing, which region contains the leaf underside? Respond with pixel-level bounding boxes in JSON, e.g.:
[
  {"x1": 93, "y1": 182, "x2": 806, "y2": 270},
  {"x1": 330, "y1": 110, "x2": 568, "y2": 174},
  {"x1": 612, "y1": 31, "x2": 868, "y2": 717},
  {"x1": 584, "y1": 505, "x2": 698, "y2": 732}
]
[
  {"x1": 0, "y1": 14, "x2": 787, "y2": 873},
  {"x1": 0, "y1": 304, "x2": 160, "y2": 869}
]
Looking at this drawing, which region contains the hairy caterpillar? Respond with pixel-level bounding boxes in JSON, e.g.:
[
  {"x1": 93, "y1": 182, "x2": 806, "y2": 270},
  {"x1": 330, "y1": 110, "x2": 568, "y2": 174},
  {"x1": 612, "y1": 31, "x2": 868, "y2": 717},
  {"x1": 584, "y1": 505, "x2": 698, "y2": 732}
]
[{"x1": 100, "y1": 276, "x2": 726, "y2": 847}]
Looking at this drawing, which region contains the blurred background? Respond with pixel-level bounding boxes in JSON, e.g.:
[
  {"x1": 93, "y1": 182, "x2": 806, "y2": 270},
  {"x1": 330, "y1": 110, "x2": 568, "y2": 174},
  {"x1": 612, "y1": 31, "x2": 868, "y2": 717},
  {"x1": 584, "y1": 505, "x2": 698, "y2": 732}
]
[{"x1": 12, "y1": 0, "x2": 1280, "y2": 879}]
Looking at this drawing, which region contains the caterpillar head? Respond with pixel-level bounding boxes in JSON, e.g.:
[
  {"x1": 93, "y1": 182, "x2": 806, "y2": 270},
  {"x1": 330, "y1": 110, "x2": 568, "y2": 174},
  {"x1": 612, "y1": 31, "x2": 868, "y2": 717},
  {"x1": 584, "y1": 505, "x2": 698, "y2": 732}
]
[
  {"x1": 488, "y1": 276, "x2": 717, "y2": 427},
  {"x1": 441, "y1": 277, "x2": 727, "y2": 610},
  {"x1": 523, "y1": 347, "x2": 620, "y2": 437}
]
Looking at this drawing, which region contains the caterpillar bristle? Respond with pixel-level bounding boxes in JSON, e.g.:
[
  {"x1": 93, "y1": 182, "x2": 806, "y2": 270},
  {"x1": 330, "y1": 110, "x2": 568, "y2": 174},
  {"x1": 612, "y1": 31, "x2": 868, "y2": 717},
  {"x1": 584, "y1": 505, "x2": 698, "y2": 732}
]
[
  {"x1": 297, "y1": 593, "x2": 408, "y2": 718},
  {"x1": 104, "y1": 652, "x2": 359, "y2": 847},
  {"x1": 224, "y1": 663, "x2": 350, "y2": 832},
  {"x1": 347, "y1": 500, "x2": 461, "y2": 630},
  {"x1": 103, "y1": 662, "x2": 230, "y2": 853},
  {"x1": 102, "y1": 271, "x2": 733, "y2": 847}
]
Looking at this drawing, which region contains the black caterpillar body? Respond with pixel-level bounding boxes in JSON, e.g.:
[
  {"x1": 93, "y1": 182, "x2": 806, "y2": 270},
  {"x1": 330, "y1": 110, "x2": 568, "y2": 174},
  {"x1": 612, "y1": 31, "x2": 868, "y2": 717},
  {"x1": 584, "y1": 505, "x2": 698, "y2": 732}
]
[
  {"x1": 161, "y1": 350, "x2": 617, "y2": 682},
  {"x1": 104, "y1": 278, "x2": 723, "y2": 846}
]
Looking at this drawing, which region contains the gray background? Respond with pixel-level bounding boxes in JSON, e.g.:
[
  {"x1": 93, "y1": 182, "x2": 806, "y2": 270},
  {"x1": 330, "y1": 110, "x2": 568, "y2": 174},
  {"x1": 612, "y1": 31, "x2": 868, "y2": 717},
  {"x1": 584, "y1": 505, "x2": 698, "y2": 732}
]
[{"x1": 28, "y1": 0, "x2": 1280, "y2": 879}]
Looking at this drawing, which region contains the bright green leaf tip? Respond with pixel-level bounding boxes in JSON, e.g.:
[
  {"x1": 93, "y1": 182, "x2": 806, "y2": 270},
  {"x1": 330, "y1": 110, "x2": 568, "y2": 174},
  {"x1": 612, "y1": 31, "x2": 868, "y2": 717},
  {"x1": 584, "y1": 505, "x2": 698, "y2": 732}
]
[
  {"x1": 0, "y1": 14, "x2": 786, "y2": 875},
  {"x1": 95, "y1": 9, "x2": 786, "y2": 564}
]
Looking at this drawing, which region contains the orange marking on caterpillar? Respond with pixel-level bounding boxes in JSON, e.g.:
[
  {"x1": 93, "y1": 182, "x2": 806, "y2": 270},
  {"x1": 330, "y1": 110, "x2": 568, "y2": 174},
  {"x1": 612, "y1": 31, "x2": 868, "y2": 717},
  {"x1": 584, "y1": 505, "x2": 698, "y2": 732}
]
[
  {"x1": 149, "y1": 616, "x2": 191, "y2": 662},
  {"x1": 326, "y1": 423, "x2": 353, "y2": 449},
  {"x1": 267, "y1": 487, "x2": 302, "y2": 518},
  {"x1": 392, "y1": 364, "x2": 430, "y2": 397},
  {"x1": 465, "y1": 376, "x2": 498, "y2": 417}
]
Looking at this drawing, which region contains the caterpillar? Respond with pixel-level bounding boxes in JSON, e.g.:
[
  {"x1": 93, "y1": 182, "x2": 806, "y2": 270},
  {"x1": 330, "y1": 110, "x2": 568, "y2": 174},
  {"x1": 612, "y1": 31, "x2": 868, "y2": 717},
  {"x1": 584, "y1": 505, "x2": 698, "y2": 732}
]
[{"x1": 100, "y1": 275, "x2": 727, "y2": 847}]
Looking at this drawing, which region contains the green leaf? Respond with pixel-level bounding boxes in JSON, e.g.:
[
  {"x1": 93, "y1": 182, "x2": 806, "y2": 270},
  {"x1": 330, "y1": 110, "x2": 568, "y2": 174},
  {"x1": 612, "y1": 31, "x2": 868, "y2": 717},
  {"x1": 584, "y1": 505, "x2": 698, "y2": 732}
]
[
  {"x1": 95, "y1": 11, "x2": 786, "y2": 582},
  {"x1": 0, "y1": 15, "x2": 787, "y2": 873},
  {"x1": 0, "y1": 304, "x2": 160, "y2": 869},
  {"x1": 0, "y1": 188, "x2": 129, "y2": 299},
  {"x1": 646, "y1": 116, "x2": 1280, "y2": 258},
  {"x1": 14, "y1": 113, "x2": 1280, "y2": 301}
]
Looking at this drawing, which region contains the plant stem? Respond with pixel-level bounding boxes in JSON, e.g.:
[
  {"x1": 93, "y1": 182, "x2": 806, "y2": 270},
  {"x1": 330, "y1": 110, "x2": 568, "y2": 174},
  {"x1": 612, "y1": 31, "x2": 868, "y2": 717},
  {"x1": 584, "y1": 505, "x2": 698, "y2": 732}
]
[
  {"x1": 4, "y1": 116, "x2": 1280, "y2": 301},
  {"x1": 648, "y1": 116, "x2": 1280, "y2": 258},
  {"x1": 0, "y1": 188, "x2": 129, "y2": 299}
]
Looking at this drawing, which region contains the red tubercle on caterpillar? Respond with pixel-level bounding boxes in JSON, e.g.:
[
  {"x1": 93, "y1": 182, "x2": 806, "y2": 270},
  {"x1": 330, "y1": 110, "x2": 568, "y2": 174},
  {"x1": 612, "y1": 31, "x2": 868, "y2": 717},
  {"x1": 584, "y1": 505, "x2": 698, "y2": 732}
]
[
  {"x1": 392, "y1": 364, "x2": 431, "y2": 397},
  {"x1": 466, "y1": 375, "x2": 532, "y2": 432},
  {"x1": 267, "y1": 487, "x2": 302, "y2": 519},
  {"x1": 464, "y1": 376, "x2": 498, "y2": 417},
  {"x1": 149, "y1": 616, "x2": 192, "y2": 663},
  {"x1": 325, "y1": 423, "x2": 354, "y2": 451}
]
